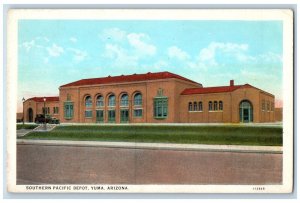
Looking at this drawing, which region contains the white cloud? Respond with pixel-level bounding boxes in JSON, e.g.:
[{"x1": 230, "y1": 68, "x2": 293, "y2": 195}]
[
  {"x1": 198, "y1": 42, "x2": 249, "y2": 65},
  {"x1": 103, "y1": 43, "x2": 138, "y2": 67},
  {"x1": 127, "y1": 33, "x2": 156, "y2": 56},
  {"x1": 167, "y1": 46, "x2": 190, "y2": 60},
  {"x1": 101, "y1": 28, "x2": 157, "y2": 68},
  {"x1": 101, "y1": 28, "x2": 126, "y2": 41},
  {"x1": 47, "y1": 43, "x2": 64, "y2": 57},
  {"x1": 20, "y1": 40, "x2": 36, "y2": 52},
  {"x1": 68, "y1": 48, "x2": 88, "y2": 62},
  {"x1": 69, "y1": 37, "x2": 78, "y2": 43},
  {"x1": 258, "y1": 52, "x2": 282, "y2": 63}
]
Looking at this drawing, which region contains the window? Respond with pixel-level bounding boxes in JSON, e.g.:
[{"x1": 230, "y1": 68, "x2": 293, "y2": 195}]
[
  {"x1": 193, "y1": 102, "x2": 197, "y2": 111},
  {"x1": 262, "y1": 100, "x2": 265, "y2": 111},
  {"x1": 188, "y1": 102, "x2": 192, "y2": 111},
  {"x1": 85, "y1": 110, "x2": 92, "y2": 118},
  {"x1": 42, "y1": 107, "x2": 50, "y2": 114},
  {"x1": 134, "y1": 109, "x2": 143, "y2": 117},
  {"x1": 209, "y1": 101, "x2": 212, "y2": 111},
  {"x1": 96, "y1": 95, "x2": 104, "y2": 107},
  {"x1": 64, "y1": 102, "x2": 74, "y2": 119},
  {"x1": 108, "y1": 110, "x2": 116, "y2": 122},
  {"x1": 267, "y1": 101, "x2": 270, "y2": 111},
  {"x1": 96, "y1": 110, "x2": 104, "y2": 122},
  {"x1": 198, "y1": 102, "x2": 203, "y2": 111},
  {"x1": 120, "y1": 94, "x2": 129, "y2": 106},
  {"x1": 213, "y1": 101, "x2": 218, "y2": 111},
  {"x1": 154, "y1": 97, "x2": 168, "y2": 118},
  {"x1": 271, "y1": 102, "x2": 274, "y2": 111},
  {"x1": 53, "y1": 107, "x2": 59, "y2": 114},
  {"x1": 134, "y1": 93, "x2": 142, "y2": 106},
  {"x1": 85, "y1": 96, "x2": 92, "y2": 107},
  {"x1": 219, "y1": 101, "x2": 223, "y2": 111},
  {"x1": 108, "y1": 94, "x2": 116, "y2": 107}
]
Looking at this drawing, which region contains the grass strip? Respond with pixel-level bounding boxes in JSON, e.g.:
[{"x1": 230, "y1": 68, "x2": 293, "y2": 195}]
[{"x1": 19, "y1": 125, "x2": 282, "y2": 146}]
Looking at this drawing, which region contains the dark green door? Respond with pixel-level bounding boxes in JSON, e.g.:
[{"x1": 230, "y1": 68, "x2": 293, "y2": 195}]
[
  {"x1": 120, "y1": 109, "x2": 129, "y2": 123},
  {"x1": 96, "y1": 110, "x2": 104, "y2": 123}
]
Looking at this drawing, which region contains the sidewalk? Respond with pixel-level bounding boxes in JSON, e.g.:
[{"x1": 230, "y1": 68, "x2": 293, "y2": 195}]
[{"x1": 17, "y1": 139, "x2": 282, "y2": 154}]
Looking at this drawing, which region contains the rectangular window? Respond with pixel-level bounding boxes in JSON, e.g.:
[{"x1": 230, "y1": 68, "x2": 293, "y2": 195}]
[
  {"x1": 53, "y1": 107, "x2": 59, "y2": 114},
  {"x1": 267, "y1": 101, "x2": 270, "y2": 111},
  {"x1": 209, "y1": 102, "x2": 212, "y2": 111},
  {"x1": 96, "y1": 110, "x2": 104, "y2": 122},
  {"x1": 64, "y1": 102, "x2": 74, "y2": 119},
  {"x1": 108, "y1": 110, "x2": 116, "y2": 122},
  {"x1": 219, "y1": 101, "x2": 223, "y2": 111},
  {"x1": 213, "y1": 101, "x2": 218, "y2": 111},
  {"x1": 43, "y1": 107, "x2": 50, "y2": 114},
  {"x1": 134, "y1": 109, "x2": 143, "y2": 117},
  {"x1": 198, "y1": 102, "x2": 203, "y2": 111},
  {"x1": 262, "y1": 100, "x2": 265, "y2": 111},
  {"x1": 154, "y1": 97, "x2": 168, "y2": 119},
  {"x1": 85, "y1": 110, "x2": 92, "y2": 118}
]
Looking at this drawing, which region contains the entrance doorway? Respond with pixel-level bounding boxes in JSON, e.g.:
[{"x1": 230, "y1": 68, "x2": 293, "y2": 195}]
[
  {"x1": 239, "y1": 100, "x2": 253, "y2": 123},
  {"x1": 28, "y1": 108, "x2": 33, "y2": 122},
  {"x1": 120, "y1": 109, "x2": 129, "y2": 123}
]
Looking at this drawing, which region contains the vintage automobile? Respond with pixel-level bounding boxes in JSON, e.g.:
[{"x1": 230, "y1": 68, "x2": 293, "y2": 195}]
[{"x1": 35, "y1": 114, "x2": 52, "y2": 124}]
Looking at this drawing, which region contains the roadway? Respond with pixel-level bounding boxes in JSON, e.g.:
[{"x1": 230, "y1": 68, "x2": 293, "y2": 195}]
[{"x1": 17, "y1": 143, "x2": 282, "y2": 185}]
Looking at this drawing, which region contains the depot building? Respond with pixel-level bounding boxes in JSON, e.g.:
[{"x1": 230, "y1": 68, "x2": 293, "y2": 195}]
[{"x1": 23, "y1": 71, "x2": 276, "y2": 123}]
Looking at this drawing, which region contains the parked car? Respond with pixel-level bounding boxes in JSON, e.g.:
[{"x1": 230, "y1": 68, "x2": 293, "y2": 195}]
[
  {"x1": 50, "y1": 117, "x2": 60, "y2": 124},
  {"x1": 35, "y1": 114, "x2": 52, "y2": 124}
]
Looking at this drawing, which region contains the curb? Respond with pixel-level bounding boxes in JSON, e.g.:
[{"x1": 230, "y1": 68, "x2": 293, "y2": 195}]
[{"x1": 17, "y1": 139, "x2": 282, "y2": 154}]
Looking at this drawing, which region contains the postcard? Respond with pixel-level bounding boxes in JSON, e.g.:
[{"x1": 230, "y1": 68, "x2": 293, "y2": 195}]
[{"x1": 7, "y1": 9, "x2": 293, "y2": 193}]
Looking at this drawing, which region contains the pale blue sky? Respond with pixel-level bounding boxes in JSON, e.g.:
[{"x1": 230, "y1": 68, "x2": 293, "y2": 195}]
[{"x1": 18, "y1": 20, "x2": 283, "y2": 111}]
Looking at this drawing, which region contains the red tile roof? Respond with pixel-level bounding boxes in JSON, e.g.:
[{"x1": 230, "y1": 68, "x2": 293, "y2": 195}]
[
  {"x1": 181, "y1": 84, "x2": 261, "y2": 95},
  {"x1": 60, "y1": 71, "x2": 200, "y2": 88},
  {"x1": 26, "y1": 96, "x2": 59, "y2": 102}
]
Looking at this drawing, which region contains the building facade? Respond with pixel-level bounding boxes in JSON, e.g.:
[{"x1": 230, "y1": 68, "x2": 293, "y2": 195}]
[
  {"x1": 23, "y1": 97, "x2": 60, "y2": 123},
  {"x1": 22, "y1": 71, "x2": 276, "y2": 123}
]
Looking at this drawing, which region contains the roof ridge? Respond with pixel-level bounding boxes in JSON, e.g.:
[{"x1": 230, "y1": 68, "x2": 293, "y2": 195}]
[{"x1": 60, "y1": 71, "x2": 200, "y2": 88}]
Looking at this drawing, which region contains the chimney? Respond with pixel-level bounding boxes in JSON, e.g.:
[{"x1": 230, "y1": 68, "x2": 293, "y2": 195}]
[{"x1": 230, "y1": 80, "x2": 234, "y2": 86}]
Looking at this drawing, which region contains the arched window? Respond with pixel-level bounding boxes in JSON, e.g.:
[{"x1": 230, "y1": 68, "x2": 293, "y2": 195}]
[
  {"x1": 209, "y1": 101, "x2": 212, "y2": 111},
  {"x1": 198, "y1": 101, "x2": 203, "y2": 111},
  {"x1": 85, "y1": 96, "x2": 92, "y2": 118},
  {"x1": 133, "y1": 92, "x2": 143, "y2": 117},
  {"x1": 193, "y1": 102, "x2": 197, "y2": 111},
  {"x1": 96, "y1": 95, "x2": 104, "y2": 107},
  {"x1": 120, "y1": 94, "x2": 129, "y2": 106},
  {"x1": 134, "y1": 93, "x2": 142, "y2": 106},
  {"x1": 219, "y1": 101, "x2": 223, "y2": 111},
  {"x1": 188, "y1": 102, "x2": 192, "y2": 111},
  {"x1": 108, "y1": 94, "x2": 116, "y2": 107},
  {"x1": 213, "y1": 101, "x2": 218, "y2": 111},
  {"x1": 85, "y1": 96, "x2": 92, "y2": 107}
]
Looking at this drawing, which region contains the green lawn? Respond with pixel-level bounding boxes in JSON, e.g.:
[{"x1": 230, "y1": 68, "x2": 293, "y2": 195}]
[
  {"x1": 19, "y1": 125, "x2": 282, "y2": 146},
  {"x1": 17, "y1": 124, "x2": 39, "y2": 130}
]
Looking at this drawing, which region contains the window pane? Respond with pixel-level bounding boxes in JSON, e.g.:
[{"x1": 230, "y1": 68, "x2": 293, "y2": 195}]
[
  {"x1": 121, "y1": 94, "x2": 129, "y2": 106},
  {"x1": 85, "y1": 96, "x2": 92, "y2": 107},
  {"x1": 134, "y1": 93, "x2": 142, "y2": 106},
  {"x1": 134, "y1": 109, "x2": 142, "y2": 117},
  {"x1": 85, "y1": 110, "x2": 92, "y2": 118},
  {"x1": 199, "y1": 102, "x2": 202, "y2": 111},
  {"x1": 108, "y1": 95, "x2": 116, "y2": 106},
  {"x1": 96, "y1": 96, "x2": 104, "y2": 107}
]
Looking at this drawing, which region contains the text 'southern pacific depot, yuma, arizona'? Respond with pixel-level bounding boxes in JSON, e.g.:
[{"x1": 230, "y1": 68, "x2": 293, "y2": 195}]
[{"x1": 23, "y1": 71, "x2": 279, "y2": 124}]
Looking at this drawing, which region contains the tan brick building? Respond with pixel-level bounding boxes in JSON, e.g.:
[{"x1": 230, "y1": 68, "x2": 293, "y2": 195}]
[
  {"x1": 23, "y1": 71, "x2": 276, "y2": 123},
  {"x1": 23, "y1": 97, "x2": 59, "y2": 122}
]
